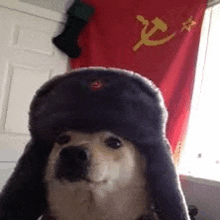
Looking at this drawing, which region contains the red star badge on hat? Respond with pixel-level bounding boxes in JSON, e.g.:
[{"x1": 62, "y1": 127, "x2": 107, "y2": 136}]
[{"x1": 89, "y1": 79, "x2": 104, "y2": 91}]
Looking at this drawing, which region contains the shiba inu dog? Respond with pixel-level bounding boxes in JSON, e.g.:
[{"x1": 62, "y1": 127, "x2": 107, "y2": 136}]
[{"x1": 43, "y1": 130, "x2": 155, "y2": 220}]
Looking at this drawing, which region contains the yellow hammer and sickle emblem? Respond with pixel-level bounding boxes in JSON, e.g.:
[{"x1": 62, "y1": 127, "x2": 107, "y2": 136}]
[{"x1": 133, "y1": 16, "x2": 176, "y2": 51}]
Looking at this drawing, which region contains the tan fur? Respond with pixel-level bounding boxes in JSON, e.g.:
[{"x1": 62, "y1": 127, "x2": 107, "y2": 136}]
[{"x1": 44, "y1": 131, "x2": 156, "y2": 220}]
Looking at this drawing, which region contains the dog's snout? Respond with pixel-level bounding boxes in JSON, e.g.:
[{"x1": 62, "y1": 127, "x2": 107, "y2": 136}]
[
  {"x1": 55, "y1": 146, "x2": 89, "y2": 182},
  {"x1": 60, "y1": 146, "x2": 89, "y2": 163}
]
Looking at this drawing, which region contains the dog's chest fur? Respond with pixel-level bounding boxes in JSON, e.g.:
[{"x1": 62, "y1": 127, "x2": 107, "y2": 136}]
[{"x1": 46, "y1": 180, "x2": 150, "y2": 220}]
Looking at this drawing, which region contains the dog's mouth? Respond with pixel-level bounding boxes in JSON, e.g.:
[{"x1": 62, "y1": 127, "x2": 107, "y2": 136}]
[{"x1": 84, "y1": 177, "x2": 108, "y2": 185}]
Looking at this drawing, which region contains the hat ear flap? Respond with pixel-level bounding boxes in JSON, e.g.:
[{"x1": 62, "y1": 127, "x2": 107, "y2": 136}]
[
  {"x1": 145, "y1": 141, "x2": 190, "y2": 220},
  {"x1": 0, "y1": 140, "x2": 50, "y2": 220}
]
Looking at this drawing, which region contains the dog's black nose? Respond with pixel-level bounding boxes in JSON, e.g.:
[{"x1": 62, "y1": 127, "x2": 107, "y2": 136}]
[
  {"x1": 55, "y1": 146, "x2": 89, "y2": 182},
  {"x1": 60, "y1": 146, "x2": 89, "y2": 163}
]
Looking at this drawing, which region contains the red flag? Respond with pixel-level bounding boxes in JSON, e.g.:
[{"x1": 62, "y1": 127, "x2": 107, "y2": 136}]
[{"x1": 70, "y1": 0, "x2": 207, "y2": 154}]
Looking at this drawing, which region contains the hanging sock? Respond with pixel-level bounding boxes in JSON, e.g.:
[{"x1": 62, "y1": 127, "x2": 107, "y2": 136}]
[{"x1": 52, "y1": 0, "x2": 94, "y2": 58}]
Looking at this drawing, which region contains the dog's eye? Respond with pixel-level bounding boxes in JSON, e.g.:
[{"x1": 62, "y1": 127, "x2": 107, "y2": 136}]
[
  {"x1": 56, "y1": 135, "x2": 71, "y2": 145},
  {"x1": 105, "y1": 137, "x2": 122, "y2": 149}
]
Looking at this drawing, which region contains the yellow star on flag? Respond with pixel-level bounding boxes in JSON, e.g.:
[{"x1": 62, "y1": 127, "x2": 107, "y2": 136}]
[{"x1": 181, "y1": 16, "x2": 196, "y2": 32}]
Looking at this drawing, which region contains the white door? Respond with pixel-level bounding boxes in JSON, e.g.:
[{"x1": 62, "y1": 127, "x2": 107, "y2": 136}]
[
  {"x1": 0, "y1": 0, "x2": 66, "y2": 22},
  {"x1": 0, "y1": 6, "x2": 68, "y2": 190}
]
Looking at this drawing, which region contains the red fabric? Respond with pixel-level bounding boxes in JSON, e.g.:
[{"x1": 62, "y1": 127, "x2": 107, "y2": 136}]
[{"x1": 70, "y1": 0, "x2": 207, "y2": 153}]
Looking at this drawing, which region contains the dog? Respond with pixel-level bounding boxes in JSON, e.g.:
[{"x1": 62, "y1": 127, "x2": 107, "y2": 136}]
[
  {"x1": 42, "y1": 130, "x2": 157, "y2": 220},
  {"x1": 0, "y1": 67, "x2": 190, "y2": 220}
]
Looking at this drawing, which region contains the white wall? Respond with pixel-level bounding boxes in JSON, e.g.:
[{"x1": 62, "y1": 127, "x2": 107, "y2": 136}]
[
  {"x1": 19, "y1": 0, "x2": 73, "y2": 13},
  {"x1": 181, "y1": 176, "x2": 220, "y2": 220}
]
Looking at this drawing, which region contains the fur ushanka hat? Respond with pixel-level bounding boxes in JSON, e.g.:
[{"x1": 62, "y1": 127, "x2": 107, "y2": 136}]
[{"x1": 0, "y1": 67, "x2": 190, "y2": 220}]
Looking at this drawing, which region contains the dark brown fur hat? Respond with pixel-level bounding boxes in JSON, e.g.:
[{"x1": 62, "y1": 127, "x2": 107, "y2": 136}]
[{"x1": 30, "y1": 67, "x2": 166, "y2": 145}]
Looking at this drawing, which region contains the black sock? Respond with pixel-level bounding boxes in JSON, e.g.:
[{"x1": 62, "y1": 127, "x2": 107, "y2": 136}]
[{"x1": 52, "y1": 0, "x2": 94, "y2": 58}]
